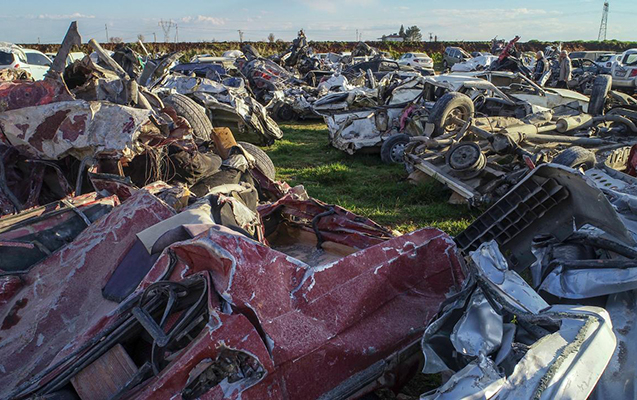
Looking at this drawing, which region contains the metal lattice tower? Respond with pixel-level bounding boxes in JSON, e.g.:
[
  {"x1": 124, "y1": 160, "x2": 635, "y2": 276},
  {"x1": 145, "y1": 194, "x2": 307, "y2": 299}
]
[
  {"x1": 598, "y1": 1, "x2": 609, "y2": 41},
  {"x1": 159, "y1": 20, "x2": 175, "y2": 43}
]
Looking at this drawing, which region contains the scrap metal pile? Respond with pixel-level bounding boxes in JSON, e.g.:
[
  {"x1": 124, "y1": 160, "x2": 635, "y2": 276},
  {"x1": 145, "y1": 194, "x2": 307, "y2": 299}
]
[
  {"x1": 0, "y1": 23, "x2": 463, "y2": 400},
  {"x1": 4, "y1": 23, "x2": 637, "y2": 400},
  {"x1": 236, "y1": 32, "x2": 433, "y2": 123}
]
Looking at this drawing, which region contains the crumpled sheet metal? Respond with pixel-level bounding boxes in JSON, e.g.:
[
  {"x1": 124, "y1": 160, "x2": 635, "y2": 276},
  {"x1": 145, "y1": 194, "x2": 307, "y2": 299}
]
[
  {"x1": 129, "y1": 299, "x2": 281, "y2": 399},
  {"x1": 455, "y1": 164, "x2": 637, "y2": 271},
  {"x1": 438, "y1": 305, "x2": 615, "y2": 400},
  {"x1": 450, "y1": 288, "x2": 502, "y2": 357},
  {"x1": 422, "y1": 239, "x2": 616, "y2": 400},
  {"x1": 136, "y1": 226, "x2": 465, "y2": 399},
  {"x1": 591, "y1": 289, "x2": 637, "y2": 399},
  {"x1": 0, "y1": 190, "x2": 174, "y2": 398},
  {"x1": 0, "y1": 77, "x2": 74, "y2": 112},
  {"x1": 0, "y1": 99, "x2": 157, "y2": 160},
  {"x1": 540, "y1": 264, "x2": 637, "y2": 299},
  {"x1": 257, "y1": 192, "x2": 394, "y2": 249},
  {"x1": 326, "y1": 107, "x2": 404, "y2": 154},
  {"x1": 495, "y1": 304, "x2": 615, "y2": 400},
  {"x1": 421, "y1": 355, "x2": 504, "y2": 400},
  {"x1": 158, "y1": 74, "x2": 283, "y2": 142},
  {"x1": 471, "y1": 241, "x2": 549, "y2": 314}
]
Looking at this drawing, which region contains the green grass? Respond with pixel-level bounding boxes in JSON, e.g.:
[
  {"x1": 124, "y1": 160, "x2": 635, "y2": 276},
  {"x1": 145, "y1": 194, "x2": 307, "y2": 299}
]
[{"x1": 262, "y1": 122, "x2": 477, "y2": 236}]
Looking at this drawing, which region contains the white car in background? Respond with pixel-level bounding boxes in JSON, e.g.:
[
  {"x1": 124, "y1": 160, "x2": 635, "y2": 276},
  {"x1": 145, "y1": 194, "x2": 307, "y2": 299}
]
[
  {"x1": 0, "y1": 42, "x2": 29, "y2": 71},
  {"x1": 594, "y1": 53, "x2": 618, "y2": 74},
  {"x1": 611, "y1": 49, "x2": 637, "y2": 92},
  {"x1": 398, "y1": 52, "x2": 434, "y2": 70},
  {"x1": 0, "y1": 43, "x2": 52, "y2": 80},
  {"x1": 22, "y1": 49, "x2": 52, "y2": 80}
]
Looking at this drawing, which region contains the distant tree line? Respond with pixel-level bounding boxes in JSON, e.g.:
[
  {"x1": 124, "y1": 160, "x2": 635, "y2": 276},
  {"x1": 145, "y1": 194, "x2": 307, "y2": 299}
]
[{"x1": 381, "y1": 25, "x2": 422, "y2": 42}]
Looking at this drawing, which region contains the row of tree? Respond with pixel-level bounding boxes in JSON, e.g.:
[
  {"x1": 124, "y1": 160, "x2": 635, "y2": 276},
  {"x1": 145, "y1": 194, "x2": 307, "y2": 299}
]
[{"x1": 398, "y1": 25, "x2": 422, "y2": 42}]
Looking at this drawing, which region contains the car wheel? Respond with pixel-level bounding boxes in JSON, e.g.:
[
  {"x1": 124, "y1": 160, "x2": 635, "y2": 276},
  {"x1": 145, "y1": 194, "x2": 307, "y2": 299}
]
[
  {"x1": 163, "y1": 93, "x2": 212, "y2": 144},
  {"x1": 551, "y1": 146, "x2": 596, "y2": 170},
  {"x1": 428, "y1": 92, "x2": 475, "y2": 137},
  {"x1": 238, "y1": 141, "x2": 276, "y2": 180},
  {"x1": 588, "y1": 75, "x2": 612, "y2": 116},
  {"x1": 442, "y1": 60, "x2": 448, "y2": 70},
  {"x1": 380, "y1": 134, "x2": 410, "y2": 164},
  {"x1": 276, "y1": 105, "x2": 296, "y2": 122}
]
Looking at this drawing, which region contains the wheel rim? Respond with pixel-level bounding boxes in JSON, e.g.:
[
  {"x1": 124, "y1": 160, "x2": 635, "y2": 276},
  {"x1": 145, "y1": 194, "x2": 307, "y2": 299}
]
[
  {"x1": 390, "y1": 142, "x2": 407, "y2": 163},
  {"x1": 443, "y1": 106, "x2": 469, "y2": 133}
]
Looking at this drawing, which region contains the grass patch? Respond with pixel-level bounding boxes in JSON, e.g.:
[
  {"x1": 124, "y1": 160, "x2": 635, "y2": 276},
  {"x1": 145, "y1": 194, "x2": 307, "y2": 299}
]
[{"x1": 261, "y1": 122, "x2": 478, "y2": 236}]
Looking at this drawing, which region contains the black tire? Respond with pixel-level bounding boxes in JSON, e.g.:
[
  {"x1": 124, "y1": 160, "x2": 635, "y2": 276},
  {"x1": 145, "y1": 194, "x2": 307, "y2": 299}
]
[
  {"x1": 428, "y1": 92, "x2": 475, "y2": 137},
  {"x1": 442, "y1": 60, "x2": 448, "y2": 70},
  {"x1": 588, "y1": 75, "x2": 612, "y2": 116},
  {"x1": 276, "y1": 105, "x2": 296, "y2": 122},
  {"x1": 163, "y1": 93, "x2": 212, "y2": 144},
  {"x1": 380, "y1": 134, "x2": 410, "y2": 164},
  {"x1": 238, "y1": 141, "x2": 276, "y2": 180},
  {"x1": 552, "y1": 146, "x2": 596, "y2": 170}
]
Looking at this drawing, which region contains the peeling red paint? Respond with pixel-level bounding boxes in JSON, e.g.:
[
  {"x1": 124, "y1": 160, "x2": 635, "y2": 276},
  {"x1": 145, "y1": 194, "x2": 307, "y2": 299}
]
[
  {"x1": 0, "y1": 79, "x2": 73, "y2": 112},
  {"x1": 59, "y1": 114, "x2": 87, "y2": 142},
  {"x1": 30, "y1": 109, "x2": 70, "y2": 152},
  {"x1": 1, "y1": 297, "x2": 28, "y2": 330}
]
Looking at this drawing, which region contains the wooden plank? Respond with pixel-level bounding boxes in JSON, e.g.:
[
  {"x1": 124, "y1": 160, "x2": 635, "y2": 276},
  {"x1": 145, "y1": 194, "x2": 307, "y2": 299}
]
[{"x1": 70, "y1": 343, "x2": 138, "y2": 400}]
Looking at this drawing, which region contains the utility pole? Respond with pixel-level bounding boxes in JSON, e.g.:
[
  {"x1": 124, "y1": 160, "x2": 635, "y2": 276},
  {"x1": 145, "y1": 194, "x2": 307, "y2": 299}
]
[
  {"x1": 159, "y1": 20, "x2": 175, "y2": 43},
  {"x1": 238, "y1": 30, "x2": 244, "y2": 43},
  {"x1": 105, "y1": 24, "x2": 109, "y2": 42},
  {"x1": 598, "y1": 1, "x2": 609, "y2": 41},
  {"x1": 153, "y1": 32, "x2": 156, "y2": 43},
  {"x1": 429, "y1": 32, "x2": 433, "y2": 42},
  {"x1": 356, "y1": 29, "x2": 359, "y2": 41},
  {"x1": 175, "y1": 25, "x2": 179, "y2": 42}
]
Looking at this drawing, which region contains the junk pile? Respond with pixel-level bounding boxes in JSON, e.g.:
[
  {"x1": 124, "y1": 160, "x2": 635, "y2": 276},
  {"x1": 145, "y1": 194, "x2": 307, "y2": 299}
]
[
  {"x1": 403, "y1": 73, "x2": 637, "y2": 205},
  {"x1": 0, "y1": 23, "x2": 468, "y2": 400},
  {"x1": 421, "y1": 162, "x2": 637, "y2": 399},
  {"x1": 6, "y1": 23, "x2": 637, "y2": 400},
  {"x1": 234, "y1": 33, "x2": 430, "y2": 122},
  {"x1": 317, "y1": 63, "x2": 637, "y2": 180}
]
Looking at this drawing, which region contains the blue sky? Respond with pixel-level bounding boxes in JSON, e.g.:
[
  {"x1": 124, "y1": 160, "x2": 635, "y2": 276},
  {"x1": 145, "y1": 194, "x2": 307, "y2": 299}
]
[{"x1": 1, "y1": 0, "x2": 635, "y2": 43}]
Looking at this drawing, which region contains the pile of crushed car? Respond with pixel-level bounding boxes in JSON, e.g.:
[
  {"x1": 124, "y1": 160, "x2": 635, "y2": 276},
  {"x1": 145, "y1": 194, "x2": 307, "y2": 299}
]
[{"x1": 3, "y1": 23, "x2": 637, "y2": 400}]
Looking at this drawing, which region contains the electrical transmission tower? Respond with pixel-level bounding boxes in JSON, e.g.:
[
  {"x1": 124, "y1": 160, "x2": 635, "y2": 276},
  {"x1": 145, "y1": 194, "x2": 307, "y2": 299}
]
[
  {"x1": 159, "y1": 19, "x2": 176, "y2": 43},
  {"x1": 598, "y1": 1, "x2": 609, "y2": 41}
]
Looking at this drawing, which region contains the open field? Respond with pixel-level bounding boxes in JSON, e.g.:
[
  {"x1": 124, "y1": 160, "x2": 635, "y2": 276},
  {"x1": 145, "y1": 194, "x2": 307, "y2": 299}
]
[{"x1": 264, "y1": 122, "x2": 479, "y2": 236}]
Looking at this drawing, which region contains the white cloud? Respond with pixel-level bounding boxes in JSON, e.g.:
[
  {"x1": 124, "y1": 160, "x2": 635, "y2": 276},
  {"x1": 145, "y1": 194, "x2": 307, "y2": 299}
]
[
  {"x1": 180, "y1": 15, "x2": 225, "y2": 25},
  {"x1": 300, "y1": 0, "x2": 377, "y2": 13},
  {"x1": 36, "y1": 13, "x2": 95, "y2": 20}
]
